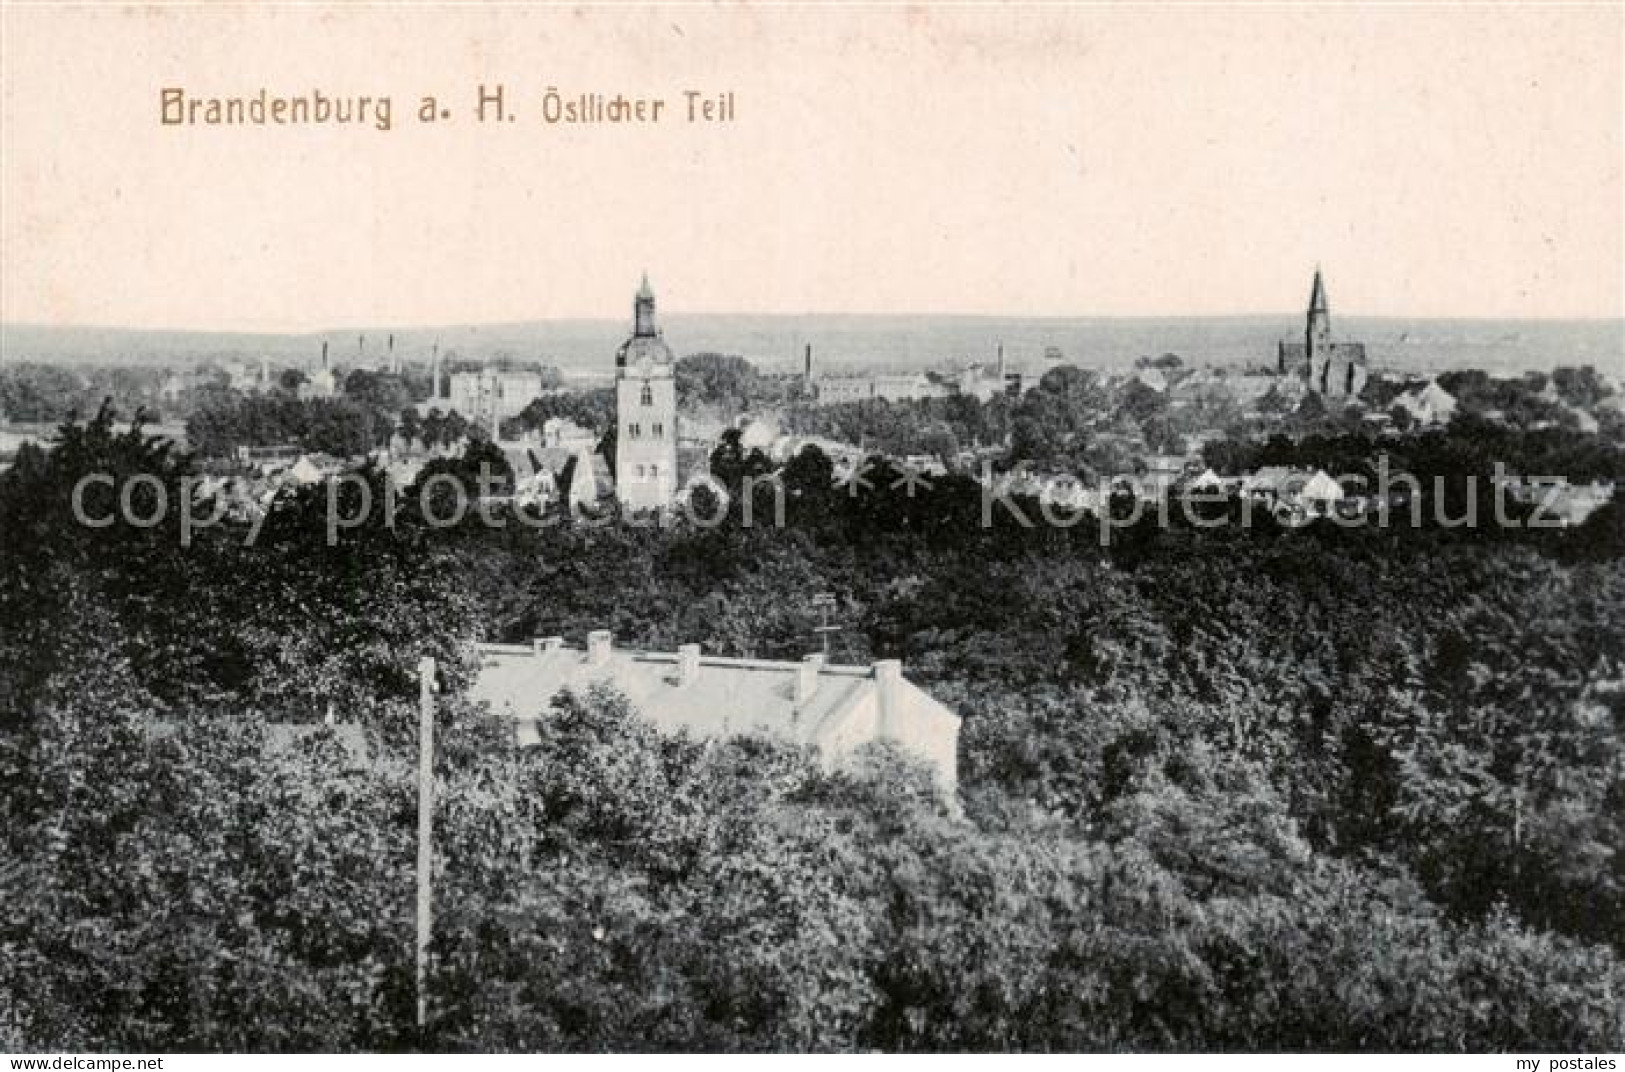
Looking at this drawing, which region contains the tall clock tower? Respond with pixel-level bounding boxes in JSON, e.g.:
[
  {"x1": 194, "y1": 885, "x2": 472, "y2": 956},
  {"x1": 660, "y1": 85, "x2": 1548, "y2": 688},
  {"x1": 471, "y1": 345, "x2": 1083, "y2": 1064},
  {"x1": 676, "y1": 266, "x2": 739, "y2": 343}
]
[{"x1": 614, "y1": 275, "x2": 678, "y2": 511}]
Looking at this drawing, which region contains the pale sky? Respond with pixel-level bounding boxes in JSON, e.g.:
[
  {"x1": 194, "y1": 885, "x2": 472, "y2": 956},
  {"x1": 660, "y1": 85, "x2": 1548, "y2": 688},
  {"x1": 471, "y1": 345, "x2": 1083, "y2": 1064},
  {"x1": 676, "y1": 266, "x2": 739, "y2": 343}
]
[{"x1": 1, "y1": 3, "x2": 1621, "y2": 331}]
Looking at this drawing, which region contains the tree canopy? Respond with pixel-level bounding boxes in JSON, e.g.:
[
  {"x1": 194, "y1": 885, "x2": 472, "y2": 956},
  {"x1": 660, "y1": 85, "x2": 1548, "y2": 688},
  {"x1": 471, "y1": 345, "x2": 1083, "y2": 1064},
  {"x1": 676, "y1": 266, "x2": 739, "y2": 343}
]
[{"x1": 1, "y1": 405, "x2": 1621, "y2": 1052}]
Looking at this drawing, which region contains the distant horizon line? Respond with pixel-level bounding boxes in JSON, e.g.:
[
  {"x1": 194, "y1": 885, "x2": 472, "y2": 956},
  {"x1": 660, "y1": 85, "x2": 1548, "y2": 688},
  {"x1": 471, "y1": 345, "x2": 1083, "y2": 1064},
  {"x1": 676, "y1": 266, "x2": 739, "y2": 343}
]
[{"x1": 5, "y1": 310, "x2": 1624, "y2": 339}]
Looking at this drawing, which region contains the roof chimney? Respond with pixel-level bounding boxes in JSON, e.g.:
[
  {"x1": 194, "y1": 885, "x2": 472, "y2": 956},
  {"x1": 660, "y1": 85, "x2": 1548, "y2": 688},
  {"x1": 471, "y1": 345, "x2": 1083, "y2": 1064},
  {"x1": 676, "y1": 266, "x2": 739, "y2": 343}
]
[
  {"x1": 586, "y1": 630, "x2": 612, "y2": 666},
  {"x1": 796, "y1": 653, "x2": 825, "y2": 704},
  {"x1": 873, "y1": 658, "x2": 903, "y2": 736},
  {"x1": 532, "y1": 636, "x2": 564, "y2": 655},
  {"x1": 676, "y1": 643, "x2": 701, "y2": 687}
]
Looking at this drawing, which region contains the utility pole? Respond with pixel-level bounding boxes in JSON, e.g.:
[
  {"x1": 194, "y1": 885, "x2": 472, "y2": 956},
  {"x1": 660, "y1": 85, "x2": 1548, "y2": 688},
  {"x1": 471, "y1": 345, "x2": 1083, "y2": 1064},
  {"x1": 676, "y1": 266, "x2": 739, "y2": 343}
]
[{"x1": 415, "y1": 656, "x2": 436, "y2": 1031}]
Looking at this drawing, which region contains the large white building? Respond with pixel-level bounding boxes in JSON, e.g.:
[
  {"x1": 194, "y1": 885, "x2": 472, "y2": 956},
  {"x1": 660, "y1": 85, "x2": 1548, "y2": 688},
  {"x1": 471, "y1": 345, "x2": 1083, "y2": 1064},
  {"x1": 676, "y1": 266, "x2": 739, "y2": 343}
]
[
  {"x1": 470, "y1": 631, "x2": 961, "y2": 792},
  {"x1": 614, "y1": 276, "x2": 679, "y2": 511},
  {"x1": 444, "y1": 369, "x2": 546, "y2": 428},
  {"x1": 815, "y1": 373, "x2": 950, "y2": 406},
  {"x1": 814, "y1": 355, "x2": 1017, "y2": 407}
]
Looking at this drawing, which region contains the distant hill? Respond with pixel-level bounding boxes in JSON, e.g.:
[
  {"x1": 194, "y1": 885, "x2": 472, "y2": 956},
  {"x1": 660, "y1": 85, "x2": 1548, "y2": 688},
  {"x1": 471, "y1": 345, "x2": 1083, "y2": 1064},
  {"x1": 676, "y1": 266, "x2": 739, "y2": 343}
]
[{"x1": 3, "y1": 315, "x2": 1620, "y2": 378}]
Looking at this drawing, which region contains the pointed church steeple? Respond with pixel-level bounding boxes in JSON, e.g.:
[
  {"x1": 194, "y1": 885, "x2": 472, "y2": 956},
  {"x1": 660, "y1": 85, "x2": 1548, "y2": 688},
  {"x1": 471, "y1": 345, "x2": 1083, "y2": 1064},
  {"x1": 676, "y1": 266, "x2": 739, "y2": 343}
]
[{"x1": 1306, "y1": 266, "x2": 1331, "y2": 356}]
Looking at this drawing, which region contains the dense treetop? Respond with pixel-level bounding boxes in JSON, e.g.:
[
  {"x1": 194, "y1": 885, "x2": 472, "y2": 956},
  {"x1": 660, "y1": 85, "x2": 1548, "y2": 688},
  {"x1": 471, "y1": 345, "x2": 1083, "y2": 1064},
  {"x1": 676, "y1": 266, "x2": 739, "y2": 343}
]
[{"x1": 1, "y1": 390, "x2": 1621, "y2": 1051}]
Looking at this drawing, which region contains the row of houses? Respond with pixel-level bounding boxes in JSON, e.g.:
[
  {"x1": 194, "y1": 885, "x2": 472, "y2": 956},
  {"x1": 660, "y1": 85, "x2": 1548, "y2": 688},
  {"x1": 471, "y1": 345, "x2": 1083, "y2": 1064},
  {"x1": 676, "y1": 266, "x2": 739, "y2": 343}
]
[
  {"x1": 193, "y1": 452, "x2": 351, "y2": 518},
  {"x1": 1005, "y1": 460, "x2": 1615, "y2": 529}
]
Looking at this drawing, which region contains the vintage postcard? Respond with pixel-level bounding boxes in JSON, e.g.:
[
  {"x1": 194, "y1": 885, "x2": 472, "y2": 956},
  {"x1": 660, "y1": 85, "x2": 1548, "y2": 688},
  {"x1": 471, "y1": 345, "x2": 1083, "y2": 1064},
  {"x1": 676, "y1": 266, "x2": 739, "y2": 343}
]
[{"x1": 1, "y1": 1, "x2": 1621, "y2": 1061}]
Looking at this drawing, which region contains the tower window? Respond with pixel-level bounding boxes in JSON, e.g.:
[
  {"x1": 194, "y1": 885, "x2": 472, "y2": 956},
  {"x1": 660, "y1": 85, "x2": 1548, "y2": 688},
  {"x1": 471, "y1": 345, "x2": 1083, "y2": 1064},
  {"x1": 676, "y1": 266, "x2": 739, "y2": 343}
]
[
  {"x1": 637, "y1": 464, "x2": 646, "y2": 479},
  {"x1": 652, "y1": 422, "x2": 663, "y2": 437},
  {"x1": 640, "y1": 384, "x2": 653, "y2": 406},
  {"x1": 629, "y1": 422, "x2": 641, "y2": 438}
]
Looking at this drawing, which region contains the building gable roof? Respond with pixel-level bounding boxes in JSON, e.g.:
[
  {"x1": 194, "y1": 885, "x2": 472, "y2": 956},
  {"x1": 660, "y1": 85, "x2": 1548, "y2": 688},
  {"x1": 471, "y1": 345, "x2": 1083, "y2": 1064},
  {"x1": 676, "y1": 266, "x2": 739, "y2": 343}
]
[
  {"x1": 1296, "y1": 469, "x2": 1345, "y2": 502},
  {"x1": 1241, "y1": 466, "x2": 1296, "y2": 494}
]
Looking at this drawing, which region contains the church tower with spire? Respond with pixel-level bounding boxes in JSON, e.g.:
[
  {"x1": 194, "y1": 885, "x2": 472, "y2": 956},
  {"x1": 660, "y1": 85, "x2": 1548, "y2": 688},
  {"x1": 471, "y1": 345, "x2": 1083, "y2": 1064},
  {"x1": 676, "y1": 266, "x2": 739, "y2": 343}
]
[
  {"x1": 614, "y1": 274, "x2": 678, "y2": 511},
  {"x1": 1277, "y1": 267, "x2": 1368, "y2": 399}
]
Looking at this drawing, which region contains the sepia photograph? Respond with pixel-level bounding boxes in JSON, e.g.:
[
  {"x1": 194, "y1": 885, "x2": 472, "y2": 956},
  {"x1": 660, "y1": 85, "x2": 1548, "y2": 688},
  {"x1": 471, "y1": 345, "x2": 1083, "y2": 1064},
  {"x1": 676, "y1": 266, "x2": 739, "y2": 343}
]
[{"x1": 0, "y1": 1, "x2": 1621, "y2": 1062}]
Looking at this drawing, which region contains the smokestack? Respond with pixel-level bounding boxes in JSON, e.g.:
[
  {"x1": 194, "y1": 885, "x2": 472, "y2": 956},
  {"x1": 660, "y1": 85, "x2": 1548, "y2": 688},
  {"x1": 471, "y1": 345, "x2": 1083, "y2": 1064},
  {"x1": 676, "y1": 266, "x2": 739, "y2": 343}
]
[
  {"x1": 532, "y1": 636, "x2": 564, "y2": 655},
  {"x1": 586, "y1": 630, "x2": 612, "y2": 666},
  {"x1": 431, "y1": 342, "x2": 441, "y2": 402},
  {"x1": 676, "y1": 643, "x2": 701, "y2": 687},
  {"x1": 795, "y1": 653, "x2": 824, "y2": 704},
  {"x1": 321, "y1": 340, "x2": 329, "y2": 371},
  {"x1": 997, "y1": 342, "x2": 1006, "y2": 380},
  {"x1": 804, "y1": 343, "x2": 813, "y2": 381}
]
